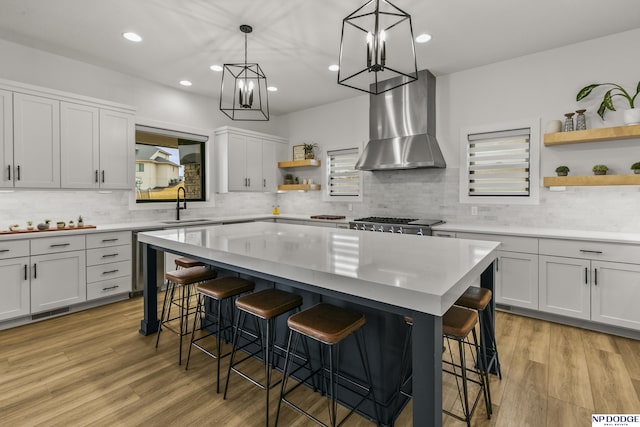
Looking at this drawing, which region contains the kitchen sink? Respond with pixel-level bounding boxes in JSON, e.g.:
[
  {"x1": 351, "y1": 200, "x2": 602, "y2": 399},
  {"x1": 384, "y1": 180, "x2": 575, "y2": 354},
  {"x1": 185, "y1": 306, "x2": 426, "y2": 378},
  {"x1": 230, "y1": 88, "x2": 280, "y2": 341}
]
[{"x1": 160, "y1": 218, "x2": 212, "y2": 224}]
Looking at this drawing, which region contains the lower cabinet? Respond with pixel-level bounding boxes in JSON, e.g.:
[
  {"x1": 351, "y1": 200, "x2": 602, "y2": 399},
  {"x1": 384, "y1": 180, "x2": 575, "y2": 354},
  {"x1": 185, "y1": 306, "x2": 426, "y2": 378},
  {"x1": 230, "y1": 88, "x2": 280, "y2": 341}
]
[
  {"x1": 0, "y1": 257, "x2": 30, "y2": 321},
  {"x1": 539, "y1": 255, "x2": 590, "y2": 320},
  {"x1": 30, "y1": 250, "x2": 86, "y2": 313},
  {"x1": 591, "y1": 261, "x2": 640, "y2": 330},
  {"x1": 496, "y1": 251, "x2": 539, "y2": 310}
]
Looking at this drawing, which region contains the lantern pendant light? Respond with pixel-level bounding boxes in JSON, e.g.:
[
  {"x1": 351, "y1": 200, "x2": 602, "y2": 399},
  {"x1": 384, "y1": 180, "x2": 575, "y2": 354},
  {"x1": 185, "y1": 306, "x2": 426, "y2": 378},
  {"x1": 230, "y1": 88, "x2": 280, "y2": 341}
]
[
  {"x1": 220, "y1": 25, "x2": 269, "y2": 121},
  {"x1": 338, "y1": 0, "x2": 418, "y2": 95}
]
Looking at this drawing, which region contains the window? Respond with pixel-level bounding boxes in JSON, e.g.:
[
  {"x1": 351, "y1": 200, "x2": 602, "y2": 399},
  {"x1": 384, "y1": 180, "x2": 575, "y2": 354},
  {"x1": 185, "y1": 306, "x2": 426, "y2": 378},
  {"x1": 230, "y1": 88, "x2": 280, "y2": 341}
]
[
  {"x1": 135, "y1": 126, "x2": 207, "y2": 203},
  {"x1": 324, "y1": 148, "x2": 362, "y2": 201},
  {"x1": 460, "y1": 119, "x2": 539, "y2": 205}
]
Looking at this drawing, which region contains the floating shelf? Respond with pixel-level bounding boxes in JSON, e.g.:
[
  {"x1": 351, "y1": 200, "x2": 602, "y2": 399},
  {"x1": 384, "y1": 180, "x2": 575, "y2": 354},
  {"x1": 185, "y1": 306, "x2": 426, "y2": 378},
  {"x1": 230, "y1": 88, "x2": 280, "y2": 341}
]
[
  {"x1": 543, "y1": 125, "x2": 640, "y2": 146},
  {"x1": 277, "y1": 159, "x2": 321, "y2": 168},
  {"x1": 277, "y1": 184, "x2": 321, "y2": 191},
  {"x1": 543, "y1": 174, "x2": 640, "y2": 187}
]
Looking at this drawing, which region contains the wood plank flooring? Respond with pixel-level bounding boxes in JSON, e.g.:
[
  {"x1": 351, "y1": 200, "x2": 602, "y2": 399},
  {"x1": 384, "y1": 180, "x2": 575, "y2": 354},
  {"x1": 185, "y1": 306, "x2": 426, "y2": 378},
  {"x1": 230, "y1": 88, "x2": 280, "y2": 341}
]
[{"x1": 1, "y1": 296, "x2": 638, "y2": 426}]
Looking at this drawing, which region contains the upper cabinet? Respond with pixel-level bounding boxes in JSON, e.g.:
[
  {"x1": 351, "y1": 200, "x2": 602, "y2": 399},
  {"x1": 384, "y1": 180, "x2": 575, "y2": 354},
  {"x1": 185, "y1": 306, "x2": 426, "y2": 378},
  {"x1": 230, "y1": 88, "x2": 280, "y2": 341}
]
[
  {"x1": 215, "y1": 126, "x2": 287, "y2": 193},
  {"x1": 98, "y1": 109, "x2": 135, "y2": 189},
  {"x1": 13, "y1": 93, "x2": 61, "y2": 188},
  {"x1": 0, "y1": 90, "x2": 12, "y2": 189},
  {"x1": 61, "y1": 102, "x2": 100, "y2": 188}
]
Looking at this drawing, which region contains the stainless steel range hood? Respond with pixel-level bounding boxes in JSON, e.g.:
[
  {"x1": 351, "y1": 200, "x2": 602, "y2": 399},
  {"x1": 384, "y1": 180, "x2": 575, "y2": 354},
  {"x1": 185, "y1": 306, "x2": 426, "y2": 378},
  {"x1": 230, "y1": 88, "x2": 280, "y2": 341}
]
[{"x1": 355, "y1": 69, "x2": 446, "y2": 170}]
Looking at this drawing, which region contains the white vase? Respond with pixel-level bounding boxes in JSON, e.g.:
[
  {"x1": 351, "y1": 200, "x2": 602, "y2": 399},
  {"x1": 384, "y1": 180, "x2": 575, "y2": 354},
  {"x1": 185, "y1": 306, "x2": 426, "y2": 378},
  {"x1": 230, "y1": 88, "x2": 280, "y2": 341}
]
[{"x1": 623, "y1": 108, "x2": 640, "y2": 125}]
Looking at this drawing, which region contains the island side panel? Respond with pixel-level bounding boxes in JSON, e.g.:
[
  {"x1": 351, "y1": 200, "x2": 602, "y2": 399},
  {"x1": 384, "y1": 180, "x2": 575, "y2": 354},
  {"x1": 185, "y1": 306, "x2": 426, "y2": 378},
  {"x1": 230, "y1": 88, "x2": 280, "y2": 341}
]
[
  {"x1": 411, "y1": 311, "x2": 443, "y2": 427},
  {"x1": 139, "y1": 242, "x2": 159, "y2": 335},
  {"x1": 480, "y1": 260, "x2": 500, "y2": 375}
]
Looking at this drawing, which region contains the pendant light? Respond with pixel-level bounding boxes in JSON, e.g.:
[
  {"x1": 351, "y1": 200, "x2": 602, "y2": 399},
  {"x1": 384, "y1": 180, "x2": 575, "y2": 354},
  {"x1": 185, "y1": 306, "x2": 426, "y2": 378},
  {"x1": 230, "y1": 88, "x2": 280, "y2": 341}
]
[
  {"x1": 220, "y1": 25, "x2": 269, "y2": 121},
  {"x1": 338, "y1": 0, "x2": 418, "y2": 95}
]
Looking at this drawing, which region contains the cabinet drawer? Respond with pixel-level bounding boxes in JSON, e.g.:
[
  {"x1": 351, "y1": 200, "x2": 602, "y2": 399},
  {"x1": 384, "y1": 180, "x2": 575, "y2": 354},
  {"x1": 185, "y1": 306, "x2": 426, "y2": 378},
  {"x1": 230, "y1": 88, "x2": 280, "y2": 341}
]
[
  {"x1": 86, "y1": 231, "x2": 131, "y2": 249},
  {"x1": 0, "y1": 240, "x2": 30, "y2": 259},
  {"x1": 30, "y1": 235, "x2": 85, "y2": 255},
  {"x1": 456, "y1": 232, "x2": 538, "y2": 253},
  {"x1": 539, "y1": 239, "x2": 640, "y2": 264},
  {"x1": 432, "y1": 231, "x2": 456, "y2": 238},
  {"x1": 87, "y1": 245, "x2": 132, "y2": 266},
  {"x1": 87, "y1": 277, "x2": 131, "y2": 300},
  {"x1": 87, "y1": 260, "x2": 131, "y2": 283}
]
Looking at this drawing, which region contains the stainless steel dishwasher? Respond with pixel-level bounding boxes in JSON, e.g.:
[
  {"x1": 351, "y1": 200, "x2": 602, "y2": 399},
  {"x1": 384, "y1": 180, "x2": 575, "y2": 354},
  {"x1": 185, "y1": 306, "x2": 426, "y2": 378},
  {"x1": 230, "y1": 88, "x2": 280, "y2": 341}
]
[{"x1": 131, "y1": 230, "x2": 165, "y2": 295}]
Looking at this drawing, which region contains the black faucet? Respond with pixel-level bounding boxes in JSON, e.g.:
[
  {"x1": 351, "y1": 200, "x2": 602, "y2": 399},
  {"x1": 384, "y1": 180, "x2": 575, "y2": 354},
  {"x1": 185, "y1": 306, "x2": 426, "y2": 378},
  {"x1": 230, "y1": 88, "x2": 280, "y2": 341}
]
[{"x1": 176, "y1": 187, "x2": 186, "y2": 220}]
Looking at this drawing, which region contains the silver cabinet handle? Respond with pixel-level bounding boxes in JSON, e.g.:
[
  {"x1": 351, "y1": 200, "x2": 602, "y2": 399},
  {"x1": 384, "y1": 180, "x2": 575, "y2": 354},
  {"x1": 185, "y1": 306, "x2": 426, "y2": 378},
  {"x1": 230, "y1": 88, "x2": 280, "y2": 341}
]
[
  {"x1": 580, "y1": 249, "x2": 603, "y2": 254},
  {"x1": 50, "y1": 243, "x2": 71, "y2": 248},
  {"x1": 102, "y1": 269, "x2": 119, "y2": 275}
]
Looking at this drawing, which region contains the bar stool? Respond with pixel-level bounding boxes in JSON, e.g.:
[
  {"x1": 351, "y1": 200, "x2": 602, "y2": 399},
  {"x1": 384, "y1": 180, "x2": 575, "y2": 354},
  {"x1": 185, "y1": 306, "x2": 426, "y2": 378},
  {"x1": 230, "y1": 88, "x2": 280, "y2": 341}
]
[
  {"x1": 185, "y1": 276, "x2": 255, "y2": 392},
  {"x1": 275, "y1": 303, "x2": 380, "y2": 427},
  {"x1": 174, "y1": 257, "x2": 206, "y2": 269},
  {"x1": 455, "y1": 287, "x2": 502, "y2": 382},
  {"x1": 223, "y1": 288, "x2": 304, "y2": 427},
  {"x1": 156, "y1": 266, "x2": 218, "y2": 364}
]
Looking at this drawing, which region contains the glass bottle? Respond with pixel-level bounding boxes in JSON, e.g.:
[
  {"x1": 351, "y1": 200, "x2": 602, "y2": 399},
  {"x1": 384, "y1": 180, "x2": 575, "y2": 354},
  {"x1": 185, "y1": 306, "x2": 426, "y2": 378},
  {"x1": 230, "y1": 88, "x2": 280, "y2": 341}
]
[
  {"x1": 575, "y1": 109, "x2": 587, "y2": 130},
  {"x1": 563, "y1": 112, "x2": 575, "y2": 132}
]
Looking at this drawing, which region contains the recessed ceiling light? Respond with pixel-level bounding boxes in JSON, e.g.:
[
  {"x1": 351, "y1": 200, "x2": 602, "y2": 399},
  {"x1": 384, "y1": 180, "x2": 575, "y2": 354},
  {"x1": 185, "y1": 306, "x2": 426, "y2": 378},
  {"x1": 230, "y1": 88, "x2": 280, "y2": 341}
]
[
  {"x1": 209, "y1": 65, "x2": 223, "y2": 72},
  {"x1": 179, "y1": 80, "x2": 192, "y2": 87},
  {"x1": 267, "y1": 86, "x2": 278, "y2": 92},
  {"x1": 328, "y1": 64, "x2": 340, "y2": 72},
  {"x1": 415, "y1": 33, "x2": 432, "y2": 44},
  {"x1": 122, "y1": 32, "x2": 142, "y2": 42}
]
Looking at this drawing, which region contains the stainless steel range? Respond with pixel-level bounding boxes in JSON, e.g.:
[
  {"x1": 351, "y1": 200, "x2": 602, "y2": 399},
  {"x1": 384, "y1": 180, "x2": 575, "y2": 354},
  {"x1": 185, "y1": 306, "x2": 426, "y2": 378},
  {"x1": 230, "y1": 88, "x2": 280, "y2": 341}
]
[{"x1": 349, "y1": 217, "x2": 444, "y2": 235}]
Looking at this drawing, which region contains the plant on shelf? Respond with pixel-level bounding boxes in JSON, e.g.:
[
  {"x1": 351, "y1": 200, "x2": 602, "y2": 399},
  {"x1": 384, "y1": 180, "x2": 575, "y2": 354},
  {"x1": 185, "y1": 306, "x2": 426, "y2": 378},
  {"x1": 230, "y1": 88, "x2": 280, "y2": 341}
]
[
  {"x1": 555, "y1": 165, "x2": 570, "y2": 176},
  {"x1": 631, "y1": 162, "x2": 640, "y2": 174},
  {"x1": 9, "y1": 224, "x2": 20, "y2": 232},
  {"x1": 56, "y1": 221, "x2": 66, "y2": 229},
  {"x1": 26, "y1": 220, "x2": 34, "y2": 231},
  {"x1": 592, "y1": 164, "x2": 609, "y2": 175},
  {"x1": 78, "y1": 215, "x2": 84, "y2": 227},
  {"x1": 284, "y1": 173, "x2": 294, "y2": 185},
  {"x1": 576, "y1": 80, "x2": 640, "y2": 125},
  {"x1": 303, "y1": 143, "x2": 318, "y2": 160}
]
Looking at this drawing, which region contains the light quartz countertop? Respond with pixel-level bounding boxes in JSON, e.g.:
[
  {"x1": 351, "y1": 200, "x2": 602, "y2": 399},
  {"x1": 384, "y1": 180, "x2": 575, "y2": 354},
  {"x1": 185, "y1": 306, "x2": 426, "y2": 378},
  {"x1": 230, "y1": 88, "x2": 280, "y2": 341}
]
[{"x1": 137, "y1": 222, "x2": 499, "y2": 316}]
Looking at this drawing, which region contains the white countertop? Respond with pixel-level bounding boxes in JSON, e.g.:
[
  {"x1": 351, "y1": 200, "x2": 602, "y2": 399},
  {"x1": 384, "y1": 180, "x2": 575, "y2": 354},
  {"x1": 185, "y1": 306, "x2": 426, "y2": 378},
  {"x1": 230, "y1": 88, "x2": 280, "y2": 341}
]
[{"x1": 137, "y1": 222, "x2": 499, "y2": 316}]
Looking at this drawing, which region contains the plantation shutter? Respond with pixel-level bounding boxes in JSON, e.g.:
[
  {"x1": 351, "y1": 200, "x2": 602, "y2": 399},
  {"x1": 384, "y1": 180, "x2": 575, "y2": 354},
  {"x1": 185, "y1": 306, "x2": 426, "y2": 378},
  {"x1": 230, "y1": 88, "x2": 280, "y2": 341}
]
[
  {"x1": 327, "y1": 148, "x2": 360, "y2": 197},
  {"x1": 467, "y1": 128, "x2": 531, "y2": 197}
]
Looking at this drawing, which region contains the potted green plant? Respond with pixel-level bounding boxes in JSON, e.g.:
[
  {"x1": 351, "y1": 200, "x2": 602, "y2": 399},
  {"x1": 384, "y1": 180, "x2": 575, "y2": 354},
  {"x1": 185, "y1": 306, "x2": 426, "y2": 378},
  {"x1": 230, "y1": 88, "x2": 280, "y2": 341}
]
[
  {"x1": 56, "y1": 221, "x2": 66, "y2": 229},
  {"x1": 555, "y1": 166, "x2": 570, "y2": 176},
  {"x1": 303, "y1": 143, "x2": 318, "y2": 160},
  {"x1": 576, "y1": 80, "x2": 640, "y2": 125},
  {"x1": 77, "y1": 215, "x2": 84, "y2": 227},
  {"x1": 631, "y1": 162, "x2": 640, "y2": 174},
  {"x1": 26, "y1": 220, "x2": 34, "y2": 231},
  {"x1": 284, "y1": 173, "x2": 294, "y2": 185},
  {"x1": 9, "y1": 224, "x2": 20, "y2": 232},
  {"x1": 68, "y1": 220, "x2": 75, "y2": 228},
  {"x1": 592, "y1": 164, "x2": 609, "y2": 175}
]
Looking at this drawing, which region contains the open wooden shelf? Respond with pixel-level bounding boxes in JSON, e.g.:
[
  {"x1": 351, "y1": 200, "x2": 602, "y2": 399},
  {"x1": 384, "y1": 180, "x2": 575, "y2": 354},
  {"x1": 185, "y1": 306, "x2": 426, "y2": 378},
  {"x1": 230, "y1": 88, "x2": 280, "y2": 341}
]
[
  {"x1": 543, "y1": 124, "x2": 640, "y2": 146},
  {"x1": 277, "y1": 159, "x2": 320, "y2": 168},
  {"x1": 544, "y1": 174, "x2": 640, "y2": 187},
  {"x1": 277, "y1": 184, "x2": 321, "y2": 191}
]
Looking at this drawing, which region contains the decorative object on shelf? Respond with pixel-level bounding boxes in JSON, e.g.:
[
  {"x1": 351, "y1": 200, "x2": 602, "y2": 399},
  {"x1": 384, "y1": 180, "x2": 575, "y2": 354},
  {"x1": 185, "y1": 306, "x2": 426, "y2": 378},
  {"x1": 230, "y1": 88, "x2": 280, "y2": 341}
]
[
  {"x1": 44, "y1": 219, "x2": 51, "y2": 229},
  {"x1": 272, "y1": 205, "x2": 280, "y2": 215},
  {"x1": 56, "y1": 221, "x2": 66, "y2": 229},
  {"x1": 78, "y1": 215, "x2": 84, "y2": 227},
  {"x1": 68, "y1": 220, "x2": 75, "y2": 228},
  {"x1": 576, "y1": 80, "x2": 640, "y2": 125},
  {"x1": 338, "y1": 0, "x2": 418, "y2": 95},
  {"x1": 303, "y1": 143, "x2": 318, "y2": 159},
  {"x1": 592, "y1": 164, "x2": 609, "y2": 175},
  {"x1": 219, "y1": 25, "x2": 269, "y2": 121},
  {"x1": 292, "y1": 145, "x2": 305, "y2": 161},
  {"x1": 575, "y1": 109, "x2": 587, "y2": 130},
  {"x1": 563, "y1": 112, "x2": 575, "y2": 132},
  {"x1": 555, "y1": 166, "x2": 570, "y2": 176},
  {"x1": 284, "y1": 174, "x2": 294, "y2": 185},
  {"x1": 631, "y1": 162, "x2": 640, "y2": 174},
  {"x1": 546, "y1": 120, "x2": 562, "y2": 133},
  {"x1": 37, "y1": 222, "x2": 48, "y2": 231},
  {"x1": 9, "y1": 224, "x2": 20, "y2": 232},
  {"x1": 26, "y1": 221, "x2": 34, "y2": 231},
  {"x1": 294, "y1": 176, "x2": 300, "y2": 184}
]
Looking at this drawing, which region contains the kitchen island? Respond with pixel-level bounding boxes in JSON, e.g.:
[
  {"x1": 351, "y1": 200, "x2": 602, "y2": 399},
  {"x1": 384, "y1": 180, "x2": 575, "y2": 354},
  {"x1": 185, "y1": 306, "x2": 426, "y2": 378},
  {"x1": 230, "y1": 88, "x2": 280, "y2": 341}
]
[{"x1": 137, "y1": 222, "x2": 499, "y2": 427}]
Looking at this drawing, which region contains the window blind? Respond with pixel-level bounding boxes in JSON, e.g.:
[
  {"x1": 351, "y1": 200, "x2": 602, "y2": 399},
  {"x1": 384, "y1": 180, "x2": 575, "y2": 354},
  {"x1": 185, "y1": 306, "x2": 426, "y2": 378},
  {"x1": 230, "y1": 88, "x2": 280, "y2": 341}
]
[
  {"x1": 467, "y1": 128, "x2": 531, "y2": 197},
  {"x1": 327, "y1": 148, "x2": 360, "y2": 197}
]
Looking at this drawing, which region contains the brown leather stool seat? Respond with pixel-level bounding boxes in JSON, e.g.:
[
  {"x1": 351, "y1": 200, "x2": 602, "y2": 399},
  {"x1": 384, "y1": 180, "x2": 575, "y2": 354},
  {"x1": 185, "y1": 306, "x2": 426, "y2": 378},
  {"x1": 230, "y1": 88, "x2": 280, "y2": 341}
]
[
  {"x1": 156, "y1": 266, "x2": 218, "y2": 365},
  {"x1": 186, "y1": 276, "x2": 255, "y2": 393},
  {"x1": 455, "y1": 287, "x2": 492, "y2": 311},
  {"x1": 443, "y1": 306, "x2": 478, "y2": 339},
  {"x1": 174, "y1": 257, "x2": 206, "y2": 269},
  {"x1": 275, "y1": 304, "x2": 380, "y2": 427},
  {"x1": 224, "y1": 288, "x2": 305, "y2": 427}
]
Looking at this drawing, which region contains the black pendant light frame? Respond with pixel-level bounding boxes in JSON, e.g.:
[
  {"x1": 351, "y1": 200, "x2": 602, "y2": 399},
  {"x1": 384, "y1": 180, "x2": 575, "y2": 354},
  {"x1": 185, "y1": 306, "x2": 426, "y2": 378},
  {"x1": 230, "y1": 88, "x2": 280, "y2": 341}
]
[
  {"x1": 220, "y1": 25, "x2": 270, "y2": 121},
  {"x1": 338, "y1": 0, "x2": 418, "y2": 95}
]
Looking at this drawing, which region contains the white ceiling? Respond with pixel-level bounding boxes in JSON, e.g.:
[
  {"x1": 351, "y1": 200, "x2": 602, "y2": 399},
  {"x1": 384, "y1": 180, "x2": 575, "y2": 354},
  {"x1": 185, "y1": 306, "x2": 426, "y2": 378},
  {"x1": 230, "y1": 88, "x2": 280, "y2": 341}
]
[{"x1": 0, "y1": 0, "x2": 638, "y2": 116}]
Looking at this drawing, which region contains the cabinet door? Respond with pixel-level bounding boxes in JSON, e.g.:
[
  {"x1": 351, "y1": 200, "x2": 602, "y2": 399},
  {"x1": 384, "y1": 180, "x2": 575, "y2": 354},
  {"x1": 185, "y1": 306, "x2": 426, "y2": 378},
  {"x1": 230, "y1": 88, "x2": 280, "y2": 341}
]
[
  {"x1": 261, "y1": 140, "x2": 277, "y2": 192},
  {"x1": 495, "y1": 251, "x2": 539, "y2": 310},
  {"x1": 591, "y1": 261, "x2": 640, "y2": 330},
  {"x1": 227, "y1": 133, "x2": 248, "y2": 191},
  {"x1": 99, "y1": 109, "x2": 134, "y2": 189},
  {"x1": 539, "y1": 255, "x2": 590, "y2": 320},
  {"x1": 31, "y1": 251, "x2": 86, "y2": 313},
  {"x1": 0, "y1": 257, "x2": 30, "y2": 321},
  {"x1": 13, "y1": 93, "x2": 60, "y2": 188},
  {"x1": 245, "y1": 136, "x2": 263, "y2": 191},
  {"x1": 60, "y1": 102, "x2": 100, "y2": 188},
  {"x1": 0, "y1": 89, "x2": 13, "y2": 188}
]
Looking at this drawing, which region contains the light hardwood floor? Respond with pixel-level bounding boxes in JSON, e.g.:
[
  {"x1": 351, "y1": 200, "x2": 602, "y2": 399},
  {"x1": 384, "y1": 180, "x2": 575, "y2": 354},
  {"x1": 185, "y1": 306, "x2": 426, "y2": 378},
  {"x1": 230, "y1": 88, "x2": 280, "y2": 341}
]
[{"x1": 1, "y1": 296, "x2": 638, "y2": 426}]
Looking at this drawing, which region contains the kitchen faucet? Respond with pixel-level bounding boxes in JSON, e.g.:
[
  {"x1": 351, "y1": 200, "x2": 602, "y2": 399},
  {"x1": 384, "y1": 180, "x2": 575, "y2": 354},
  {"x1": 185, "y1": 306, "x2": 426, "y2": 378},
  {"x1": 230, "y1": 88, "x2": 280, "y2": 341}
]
[{"x1": 176, "y1": 187, "x2": 186, "y2": 220}]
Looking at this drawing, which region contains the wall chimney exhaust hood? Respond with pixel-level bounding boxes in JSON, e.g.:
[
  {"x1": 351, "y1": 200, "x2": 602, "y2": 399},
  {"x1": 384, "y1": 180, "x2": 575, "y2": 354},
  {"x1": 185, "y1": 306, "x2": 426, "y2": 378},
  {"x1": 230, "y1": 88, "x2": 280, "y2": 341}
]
[{"x1": 355, "y1": 69, "x2": 446, "y2": 170}]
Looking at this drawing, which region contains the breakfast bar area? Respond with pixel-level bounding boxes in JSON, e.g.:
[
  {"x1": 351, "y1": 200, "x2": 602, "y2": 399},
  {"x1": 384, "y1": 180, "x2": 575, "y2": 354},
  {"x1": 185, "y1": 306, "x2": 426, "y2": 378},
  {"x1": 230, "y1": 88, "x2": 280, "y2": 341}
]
[{"x1": 137, "y1": 222, "x2": 500, "y2": 427}]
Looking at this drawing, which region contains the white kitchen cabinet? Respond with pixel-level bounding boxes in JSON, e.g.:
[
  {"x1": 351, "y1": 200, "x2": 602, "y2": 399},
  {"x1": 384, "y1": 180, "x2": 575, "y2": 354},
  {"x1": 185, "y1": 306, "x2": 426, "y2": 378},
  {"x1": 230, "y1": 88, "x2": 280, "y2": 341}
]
[
  {"x1": 60, "y1": 102, "x2": 100, "y2": 188},
  {"x1": 86, "y1": 231, "x2": 132, "y2": 300},
  {"x1": 99, "y1": 109, "x2": 135, "y2": 189},
  {"x1": 0, "y1": 257, "x2": 30, "y2": 321},
  {"x1": 13, "y1": 93, "x2": 60, "y2": 188},
  {"x1": 215, "y1": 126, "x2": 287, "y2": 193},
  {"x1": 591, "y1": 261, "x2": 640, "y2": 330},
  {"x1": 30, "y1": 250, "x2": 86, "y2": 313},
  {"x1": 0, "y1": 89, "x2": 13, "y2": 188},
  {"x1": 539, "y1": 255, "x2": 591, "y2": 320}
]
